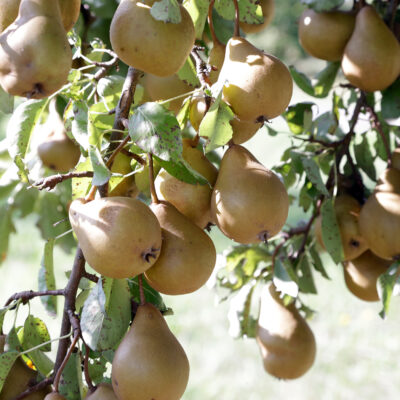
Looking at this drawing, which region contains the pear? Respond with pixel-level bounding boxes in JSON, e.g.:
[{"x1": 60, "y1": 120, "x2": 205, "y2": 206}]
[
  {"x1": 392, "y1": 148, "x2": 400, "y2": 170},
  {"x1": 69, "y1": 197, "x2": 162, "y2": 278},
  {"x1": 141, "y1": 73, "x2": 195, "y2": 114},
  {"x1": 359, "y1": 168, "x2": 400, "y2": 260},
  {"x1": 298, "y1": 10, "x2": 355, "y2": 61},
  {"x1": 342, "y1": 6, "x2": 400, "y2": 92},
  {"x1": 155, "y1": 138, "x2": 218, "y2": 229},
  {"x1": 144, "y1": 201, "x2": 216, "y2": 295},
  {"x1": 211, "y1": 144, "x2": 289, "y2": 244},
  {"x1": 112, "y1": 303, "x2": 190, "y2": 400},
  {"x1": 135, "y1": 161, "x2": 161, "y2": 197},
  {"x1": 37, "y1": 101, "x2": 80, "y2": 172},
  {"x1": 256, "y1": 284, "x2": 316, "y2": 380},
  {"x1": 314, "y1": 195, "x2": 368, "y2": 261},
  {"x1": 208, "y1": 41, "x2": 226, "y2": 84},
  {"x1": 0, "y1": 0, "x2": 72, "y2": 99},
  {"x1": 44, "y1": 394, "x2": 66, "y2": 400},
  {"x1": 343, "y1": 250, "x2": 391, "y2": 302},
  {"x1": 240, "y1": 0, "x2": 275, "y2": 34},
  {"x1": 85, "y1": 384, "x2": 118, "y2": 400},
  {"x1": 217, "y1": 36, "x2": 293, "y2": 122},
  {"x1": 108, "y1": 153, "x2": 138, "y2": 198},
  {"x1": 110, "y1": 0, "x2": 195, "y2": 77}
]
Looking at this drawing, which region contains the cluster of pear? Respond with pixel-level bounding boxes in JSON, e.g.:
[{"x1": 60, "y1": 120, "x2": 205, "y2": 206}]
[
  {"x1": 298, "y1": 5, "x2": 400, "y2": 92},
  {"x1": 0, "y1": 0, "x2": 80, "y2": 98}
]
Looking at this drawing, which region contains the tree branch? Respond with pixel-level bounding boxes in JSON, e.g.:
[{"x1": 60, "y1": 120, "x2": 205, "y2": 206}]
[
  {"x1": 5, "y1": 290, "x2": 65, "y2": 307},
  {"x1": 13, "y1": 378, "x2": 53, "y2": 400},
  {"x1": 30, "y1": 171, "x2": 93, "y2": 191}
]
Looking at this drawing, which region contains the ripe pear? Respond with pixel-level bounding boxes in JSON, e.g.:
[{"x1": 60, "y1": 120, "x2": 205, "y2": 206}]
[
  {"x1": 208, "y1": 41, "x2": 226, "y2": 84},
  {"x1": 44, "y1": 394, "x2": 66, "y2": 400},
  {"x1": 141, "y1": 73, "x2": 195, "y2": 114},
  {"x1": 359, "y1": 168, "x2": 400, "y2": 260},
  {"x1": 211, "y1": 144, "x2": 289, "y2": 244},
  {"x1": 37, "y1": 101, "x2": 80, "y2": 172},
  {"x1": 144, "y1": 201, "x2": 216, "y2": 295},
  {"x1": 108, "y1": 153, "x2": 138, "y2": 198},
  {"x1": 217, "y1": 37, "x2": 292, "y2": 122},
  {"x1": 342, "y1": 6, "x2": 400, "y2": 92},
  {"x1": 112, "y1": 303, "x2": 190, "y2": 400},
  {"x1": 240, "y1": 0, "x2": 275, "y2": 34},
  {"x1": 0, "y1": 0, "x2": 72, "y2": 99},
  {"x1": 256, "y1": 285, "x2": 316, "y2": 380},
  {"x1": 298, "y1": 10, "x2": 355, "y2": 61},
  {"x1": 392, "y1": 148, "x2": 400, "y2": 171},
  {"x1": 155, "y1": 138, "x2": 218, "y2": 229},
  {"x1": 110, "y1": 0, "x2": 195, "y2": 77},
  {"x1": 343, "y1": 250, "x2": 391, "y2": 302},
  {"x1": 69, "y1": 197, "x2": 162, "y2": 278},
  {"x1": 314, "y1": 195, "x2": 368, "y2": 261},
  {"x1": 85, "y1": 384, "x2": 118, "y2": 400}
]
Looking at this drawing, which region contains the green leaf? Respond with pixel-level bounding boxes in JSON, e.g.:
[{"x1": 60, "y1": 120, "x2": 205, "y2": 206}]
[
  {"x1": 20, "y1": 316, "x2": 51, "y2": 352},
  {"x1": 0, "y1": 204, "x2": 14, "y2": 265},
  {"x1": 273, "y1": 259, "x2": 298, "y2": 297},
  {"x1": 214, "y1": 0, "x2": 263, "y2": 24},
  {"x1": 300, "y1": 0, "x2": 344, "y2": 12},
  {"x1": 7, "y1": 99, "x2": 48, "y2": 182},
  {"x1": 97, "y1": 76, "x2": 125, "y2": 110},
  {"x1": 320, "y1": 198, "x2": 344, "y2": 264},
  {"x1": 297, "y1": 255, "x2": 317, "y2": 294},
  {"x1": 0, "y1": 351, "x2": 18, "y2": 393},
  {"x1": 283, "y1": 102, "x2": 314, "y2": 134},
  {"x1": 378, "y1": 262, "x2": 400, "y2": 319},
  {"x1": 88, "y1": 102, "x2": 115, "y2": 148},
  {"x1": 381, "y1": 79, "x2": 400, "y2": 121},
  {"x1": 38, "y1": 239, "x2": 57, "y2": 316},
  {"x1": 182, "y1": 0, "x2": 209, "y2": 39},
  {"x1": 59, "y1": 353, "x2": 84, "y2": 400},
  {"x1": 67, "y1": 101, "x2": 89, "y2": 151},
  {"x1": 300, "y1": 155, "x2": 330, "y2": 196},
  {"x1": 353, "y1": 134, "x2": 376, "y2": 181},
  {"x1": 129, "y1": 276, "x2": 168, "y2": 313},
  {"x1": 307, "y1": 246, "x2": 330, "y2": 279},
  {"x1": 89, "y1": 145, "x2": 111, "y2": 187},
  {"x1": 72, "y1": 158, "x2": 93, "y2": 199},
  {"x1": 0, "y1": 86, "x2": 13, "y2": 114},
  {"x1": 177, "y1": 57, "x2": 200, "y2": 88},
  {"x1": 151, "y1": 0, "x2": 182, "y2": 23}
]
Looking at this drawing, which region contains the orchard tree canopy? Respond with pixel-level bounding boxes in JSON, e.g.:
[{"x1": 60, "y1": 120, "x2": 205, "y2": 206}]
[{"x1": 0, "y1": 0, "x2": 399, "y2": 399}]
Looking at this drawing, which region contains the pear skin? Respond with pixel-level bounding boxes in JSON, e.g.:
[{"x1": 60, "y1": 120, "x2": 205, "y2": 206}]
[
  {"x1": 44, "y1": 394, "x2": 66, "y2": 400},
  {"x1": 392, "y1": 148, "x2": 400, "y2": 171},
  {"x1": 0, "y1": 0, "x2": 72, "y2": 99},
  {"x1": 110, "y1": 0, "x2": 195, "y2": 77},
  {"x1": 135, "y1": 161, "x2": 161, "y2": 197},
  {"x1": 217, "y1": 37, "x2": 293, "y2": 122},
  {"x1": 211, "y1": 144, "x2": 289, "y2": 244},
  {"x1": 108, "y1": 153, "x2": 137, "y2": 198},
  {"x1": 144, "y1": 201, "x2": 216, "y2": 295},
  {"x1": 0, "y1": 0, "x2": 19, "y2": 33},
  {"x1": 85, "y1": 384, "x2": 118, "y2": 400},
  {"x1": 240, "y1": 0, "x2": 275, "y2": 34},
  {"x1": 298, "y1": 10, "x2": 355, "y2": 61},
  {"x1": 155, "y1": 138, "x2": 218, "y2": 229},
  {"x1": 343, "y1": 250, "x2": 391, "y2": 302},
  {"x1": 256, "y1": 285, "x2": 316, "y2": 380},
  {"x1": 208, "y1": 41, "x2": 226, "y2": 84},
  {"x1": 112, "y1": 303, "x2": 190, "y2": 400},
  {"x1": 69, "y1": 197, "x2": 162, "y2": 278},
  {"x1": 342, "y1": 6, "x2": 400, "y2": 92}
]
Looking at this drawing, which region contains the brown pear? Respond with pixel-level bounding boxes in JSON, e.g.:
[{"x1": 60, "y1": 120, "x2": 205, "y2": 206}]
[
  {"x1": 155, "y1": 138, "x2": 218, "y2": 229},
  {"x1": 211, "y1": 144, "x2": 289, "y2": 244},
  {"x1": 85, "y1": 384, "x2": 118, "y2": 400},
  {"x1": 44, "y1": 394, "x2": 66, "y2": 400},
  {"x1": 208, "y1": 41, "x2": 226, "y2": 84},
  {"x1": 359, "y1": 168, "x2": 400, "y2": 260},
  {"x1": 37, "y1": 100, "x2": 80, "y2": 172},
  {"x1": 69, "y1": 197, "x2": 162, "y2": 278},
  {"x1": 343, "y1": 250, "x2": 391, "y2": 302},
  {"x1": 110, "y1": 0, "x2": 195, "y2": 77},
  {"x1": 256, "y1": 285, "x2": 316, "y2": 380},
  {"x1": 342, "y1": 6, "x2": 400, "y2": 92},
  {"x1": 298, "y1": 10, "x2": 355, "y2": 61},
  {"x1": 392, "y1": 148, "x2": 400, "y2": 170},
  {"x1": 145, "y1": 201, "x2": 216, "y2": 295},
  {"x1": 217, "y1": 36, "x2": 292, "y2": 122},
  {"x1": 240, "y1": 0, "x2": 275, "y2": 34},
  {"x1": 0, "y1": 0, "x2": 72, "y2": 99},
  {"x1": 112, "y1": 303, "x2": 190, "y2": 400},
  {"x1": 314, "y1": 195, "x2": 368, "y2": 261},
  {"x1": 108, "y1": 153, "x2": 138, "y2": 198}
]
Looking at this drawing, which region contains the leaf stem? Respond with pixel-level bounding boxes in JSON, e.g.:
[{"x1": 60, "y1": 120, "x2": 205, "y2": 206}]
[{"x1": 148, "y1": 153, "x2": 159, "y2": 204}]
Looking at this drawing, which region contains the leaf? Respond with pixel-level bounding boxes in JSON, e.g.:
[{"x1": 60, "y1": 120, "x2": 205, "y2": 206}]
[
  {"x1": 381, "y1": 79, "x2": 400, "y2": 121},
  {"x1": 378, "y1": 262, "x2": 400, "y2": 319},
  {"x1": 59, "y1": 353, "x2": 83, "y2": 400},
  {"x1": 0, "y1": 204, "x2": 14, "y2": 265},
  {"x1": 182, "y1": 0, "x2": 209, "y2": 39},
  {"x1": 72, "y1": 158, "x2": 93, "y2": 199},
  {"x1": 297, "y1": 255, "x2": 317, "y2": 294},
  {"x1": 300, "y1": 155, "x2": 330, "y2": 196},
  {"x1": 89, "y1": 145, "x2": 111, "y2": 187},
  {"x1": 97, "y1": 76, "x2": 125, "y2": 110},
  {"x1": 20, "y1": 316, "x2": 51, "y2": 352},
  {"x1": 273, "y1": 259, "x2": 298, "y2": 297},
  {"x1": 88, "y1": 102, "x2": 114, "y2": 148},
  {"x1": 320, "y1": 198, "x2": 344, "y2": 264},
  {"x1": 0, "y1": 351, "x2": 18, "y2": 393},
  {"x1": 307, "y1": 246, "x2": 330, "y2": 279},
  {"x1": 177, "y1": 57, "x2": 200, "y2": 88},
  {"x1": 300, "y1": 0, "x2": 344, "y2": 12},
  {"x1": 129, "y1": 276, "x2": 168, "y2": 313},
  {"x1": 0, "y1": 86, "x2": 13, "y2": 114},
  {"x1": 81, "y1": 279, "x2": 106, "y2": 350},
  {"x1": 151, "y1": 0, "x2": 182, "y2": 23},
  {"x1": 67, "y1": 101, "x2": 89, "y2": 151},
  {"x1": 214, "y1": 0, "x2": 263, "y2": 24},
  {"x1": 283, "y1": 102, "x2": 314, "y2": 134},
  {"x1": 7, "y1": 99, "x2": 48, "y2": 182},
  {"x1": 38, "y1": 239, "x2": 57, "y2": 316},
  {"x1": 353, "y1": 134, "x2": 376, "y2": 181}
]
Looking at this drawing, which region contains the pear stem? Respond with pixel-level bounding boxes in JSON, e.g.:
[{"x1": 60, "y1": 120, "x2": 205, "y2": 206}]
[
  {"x1": 208, "y1": 0, "x2": 222, "y2": 46},
  {"x1": 138, "y1": 274, "x2": 146, "y2": 305},
  {"x1": 232, "y1": 0, "x2": 240, "y2": 36},
  {"x1": 148, "y1": 153, "x2": 159, "y2": 204},
  {"x1": 83, "y1": 341, "x2": 95, "y2": 391}
]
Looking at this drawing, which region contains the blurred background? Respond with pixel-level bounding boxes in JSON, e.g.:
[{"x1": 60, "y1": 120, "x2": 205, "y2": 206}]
[{"x1": 1, "y1": 0, "x2": 400, "y2": 399}]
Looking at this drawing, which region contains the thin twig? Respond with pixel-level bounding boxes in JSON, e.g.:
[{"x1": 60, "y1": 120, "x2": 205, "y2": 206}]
[
  {"x1": 191, "y1": 47, "x2": 212, "y2": 87},
  {"x1": 232, "y1": 0, "x2": 240, "y2": 36},
  {"x1": 121, "y1": 149, "x2": 146, "y2": 165},
  {"x1": 5, "y1": 289, "x2": 65, "y2": 307},
  {"x1": 207, "y1": 0, "x2": 221, "y2": 46},
  {"x1": 13, "y1": 378, "x2": 53, "y2": 400},
  {"x1": 30, "y1": 171, "x2": 93, "y2": 191},
  {"x1": 83, "y1": 341, "x2": 94, "y2": 391},
  {"x1": 148, "y1": 153, "x2": 159, "y2": 204}
]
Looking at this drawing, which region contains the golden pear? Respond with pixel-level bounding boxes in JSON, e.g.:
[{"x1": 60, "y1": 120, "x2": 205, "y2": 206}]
[
  {"x1": 359, "y1": 168, "x2": 400, "y2": 260},
  {"x1": 144, "y1": 201, "x2": 216, "y2": 295},
  {"x1": 342, "y1": 6, "x2": 400, "y2": 92},
  {"x1": 298, "y1": 10, "x2": 355, "y2": 61},
  {"x1": 37, "y1": 101, "x2": 80, "y2": 172},
  {"x1": 141, "y1": 73, "x2": 195, "y2": 114},
  {"x1": 208, "y1": 41, "x2": 226, "y2": 84},
  {"x1": 85, "y1": 384, "x2": 118, "y2": 400},
  {"x1": 343, "y1": 250, "x2": 391, "y2": 302},
  {"x1": 217, "y1": 36, "x2": 293, "y2": 122},
  {"x1": 44, "y1": 394, "x2": 66, "y2": 400},
  {"x1": 0, "y1": 0, "x2": 72, "y2": 99},
  {"x1": 111, "y1": 303, "x2": 190, "y2": 400},
  {"x1": 240, "y1": 0, "x2": 275, "y2": 34},
  {"x1": 256, "y1": 285, "x2": 316, "y2": 380},
  {"x1": 110, "y1": 0, "x2": 195, "y2": 77},
  {"x1": 155, "y1": 138, "x2": 218, "y2": 229},
  {"x1": 211, "y1": 144, "x2": 289, "y2": 244},
  {"x1": 314, "y1": 194, "x2": 368, "y2": 261},
  {"x1": 392, "y1": 148, "x2": 400, "y2": 170},
  {"x1": 108, "y1": 153, "x2": 138, "y2": 198},
  {"x1": 69, "y1": 197, "x2": 162, "y2": 278}
]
